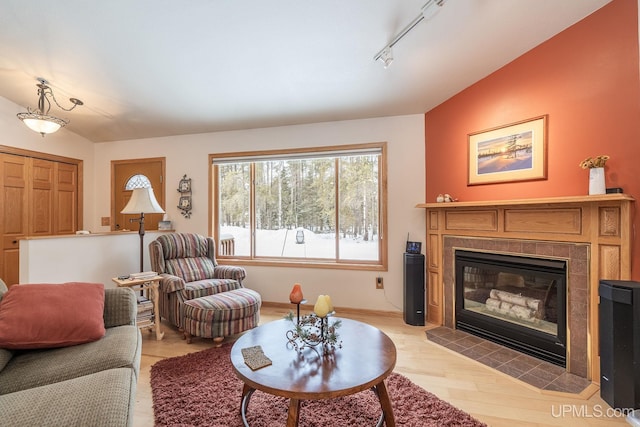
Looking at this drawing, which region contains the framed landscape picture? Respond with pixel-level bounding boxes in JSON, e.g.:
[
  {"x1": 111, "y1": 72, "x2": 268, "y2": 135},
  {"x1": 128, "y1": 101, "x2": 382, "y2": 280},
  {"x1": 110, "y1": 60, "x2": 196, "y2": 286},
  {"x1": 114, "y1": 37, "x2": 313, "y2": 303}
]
[{"x1": 467, "y1": 115, "x2": 547, "y2": 186}]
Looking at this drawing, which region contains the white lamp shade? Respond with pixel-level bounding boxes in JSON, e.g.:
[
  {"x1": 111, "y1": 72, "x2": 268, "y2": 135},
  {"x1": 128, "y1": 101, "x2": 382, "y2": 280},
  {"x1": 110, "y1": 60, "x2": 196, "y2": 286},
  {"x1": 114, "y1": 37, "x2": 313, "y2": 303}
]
[
  {"x1": 120, "y1": 187, "x2": 165, "y2": 214},
  {"x1": 17, "y1": 111, "x2": 69, "y2": 135},
  {"x1": 23, "y1": 118, "x2": 62, "y2": 134}
]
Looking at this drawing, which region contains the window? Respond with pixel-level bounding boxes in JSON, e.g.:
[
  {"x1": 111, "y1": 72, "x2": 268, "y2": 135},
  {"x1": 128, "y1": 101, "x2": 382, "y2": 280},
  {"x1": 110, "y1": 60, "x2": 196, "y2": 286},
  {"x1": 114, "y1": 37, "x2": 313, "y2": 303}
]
[
  {"x1": 125, "y1": 174, "x2": 152, "y2": 190},
  {"x1": 210, "y1": 143, "x2": 387, "y2": 269}
]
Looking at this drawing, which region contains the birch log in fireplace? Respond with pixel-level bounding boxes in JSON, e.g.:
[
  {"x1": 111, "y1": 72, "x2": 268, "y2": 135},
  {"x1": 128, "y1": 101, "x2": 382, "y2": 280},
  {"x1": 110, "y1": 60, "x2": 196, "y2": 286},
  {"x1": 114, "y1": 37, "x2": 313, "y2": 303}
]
[{"x1": 417, "y1": 194, "x2": 634, "y2": 382}]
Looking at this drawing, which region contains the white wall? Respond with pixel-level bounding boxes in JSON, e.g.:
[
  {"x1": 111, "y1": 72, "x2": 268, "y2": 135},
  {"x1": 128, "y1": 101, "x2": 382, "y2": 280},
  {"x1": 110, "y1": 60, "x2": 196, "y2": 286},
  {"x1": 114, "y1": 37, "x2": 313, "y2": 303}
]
[
  {"x1": 93, "y1": 115, "x2": 426, "y2": 312},
  {"x1": 19, "y1": 231, "x2": 168, "y2": 286}
]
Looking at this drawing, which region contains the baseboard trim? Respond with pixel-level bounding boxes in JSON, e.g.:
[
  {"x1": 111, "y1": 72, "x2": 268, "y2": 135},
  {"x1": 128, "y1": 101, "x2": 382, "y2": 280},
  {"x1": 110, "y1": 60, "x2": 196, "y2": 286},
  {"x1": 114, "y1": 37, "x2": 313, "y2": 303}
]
[{"x1": 261, "y1": 301, "x2": 403, "y2": 319}]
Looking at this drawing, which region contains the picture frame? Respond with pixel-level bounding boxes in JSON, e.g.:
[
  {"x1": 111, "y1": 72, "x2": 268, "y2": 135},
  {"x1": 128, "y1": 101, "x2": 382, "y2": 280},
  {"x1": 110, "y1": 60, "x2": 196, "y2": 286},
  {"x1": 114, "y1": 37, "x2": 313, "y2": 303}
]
[
  {"x1": 158, "y1": 220, "x2": 173, "y2": 231},
  {"x1": 467, "y1": 115, "x2": 547, "y2": 186},
  {"x1": 178, "y1": 196, "x2": 191, "y2": 210},
  {"x1": 178, "y1": 175, "x2": 191, "y2": 193}
]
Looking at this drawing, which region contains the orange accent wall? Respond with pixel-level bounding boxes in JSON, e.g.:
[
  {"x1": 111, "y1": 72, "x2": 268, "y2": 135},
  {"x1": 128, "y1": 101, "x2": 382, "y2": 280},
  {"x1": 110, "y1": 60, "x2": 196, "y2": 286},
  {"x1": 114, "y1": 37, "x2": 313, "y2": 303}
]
[{"x1": 425, "y1": 0, "x2": 640, "y2": 277}]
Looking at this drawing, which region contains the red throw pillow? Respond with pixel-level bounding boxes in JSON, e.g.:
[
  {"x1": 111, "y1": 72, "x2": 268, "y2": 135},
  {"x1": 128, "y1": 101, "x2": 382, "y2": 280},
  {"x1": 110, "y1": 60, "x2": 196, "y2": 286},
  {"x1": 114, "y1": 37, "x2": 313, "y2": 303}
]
[{"x1": 0, "y1": 282, "x2": 106, "y2": 350}]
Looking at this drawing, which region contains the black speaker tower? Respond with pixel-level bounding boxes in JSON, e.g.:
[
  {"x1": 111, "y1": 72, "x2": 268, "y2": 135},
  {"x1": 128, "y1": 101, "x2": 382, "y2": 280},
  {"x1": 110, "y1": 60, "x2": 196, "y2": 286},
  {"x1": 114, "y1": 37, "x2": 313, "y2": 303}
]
[
  {"x1": 599, "y1": 280, "x2": 640, "y2": 409},
  {"x1": 403, "y1": 253, "x2": 425, "y2": 326}
]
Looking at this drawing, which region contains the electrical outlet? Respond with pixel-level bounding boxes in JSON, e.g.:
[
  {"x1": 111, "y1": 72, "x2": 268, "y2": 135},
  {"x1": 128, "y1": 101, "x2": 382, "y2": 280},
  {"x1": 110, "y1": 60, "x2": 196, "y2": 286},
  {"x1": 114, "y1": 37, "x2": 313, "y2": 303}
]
[
  {"x1": 376, "y1": 277, "x2": 384, "y2": 289},
  {"x1": 101, "y1": 216, "x2": 110, "y2": 226}
]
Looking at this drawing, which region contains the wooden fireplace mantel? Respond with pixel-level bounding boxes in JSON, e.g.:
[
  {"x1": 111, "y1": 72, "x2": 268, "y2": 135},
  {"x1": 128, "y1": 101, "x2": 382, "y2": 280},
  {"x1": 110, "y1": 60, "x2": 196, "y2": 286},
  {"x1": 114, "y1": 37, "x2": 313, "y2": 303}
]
[
  {"x1": 417, "y1": 194, "x2": 635, "y2": 382},
  {"x1": 416, "y1": 193, "x2": 635, "y2": 209}
]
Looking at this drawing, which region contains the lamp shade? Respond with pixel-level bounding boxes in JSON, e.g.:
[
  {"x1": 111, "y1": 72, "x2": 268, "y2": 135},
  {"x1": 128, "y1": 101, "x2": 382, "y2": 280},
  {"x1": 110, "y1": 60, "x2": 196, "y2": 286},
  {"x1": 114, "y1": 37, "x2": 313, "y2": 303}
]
[
  {"x1": 120, "y1": 187, "x2": 165, "y2": 214},
  {"x1": 19, "y1": 115, "x2": 65, "y2": 134}
]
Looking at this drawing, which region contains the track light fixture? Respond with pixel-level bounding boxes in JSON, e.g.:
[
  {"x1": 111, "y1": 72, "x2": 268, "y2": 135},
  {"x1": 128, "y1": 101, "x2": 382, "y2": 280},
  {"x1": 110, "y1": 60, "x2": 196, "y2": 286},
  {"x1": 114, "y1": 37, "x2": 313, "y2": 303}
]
[
  {"x1": 17, "y1": 78, "x2": 83, "y2": 137},
  {"x1": 374, "y1": 0, "x2": 446, "y2": 68},
  {"x1": 379, "y1": 47, "x2": 394, "y2": 68}
]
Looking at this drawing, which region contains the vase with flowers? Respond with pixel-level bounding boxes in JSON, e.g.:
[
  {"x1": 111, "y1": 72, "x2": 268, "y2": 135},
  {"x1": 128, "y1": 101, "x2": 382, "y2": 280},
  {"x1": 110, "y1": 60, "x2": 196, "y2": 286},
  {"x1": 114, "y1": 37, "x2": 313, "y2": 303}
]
[{"x1": 579, "y1": 155, "x2": 609, "y2": 195}]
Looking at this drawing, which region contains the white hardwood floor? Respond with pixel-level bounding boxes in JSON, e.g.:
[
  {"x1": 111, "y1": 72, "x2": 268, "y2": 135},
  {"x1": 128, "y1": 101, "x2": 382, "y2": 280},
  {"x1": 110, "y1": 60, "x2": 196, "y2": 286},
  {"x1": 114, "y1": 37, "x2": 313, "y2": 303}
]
[{"x1": 134, "y1": 304, "x2": 629, "y2": 427}]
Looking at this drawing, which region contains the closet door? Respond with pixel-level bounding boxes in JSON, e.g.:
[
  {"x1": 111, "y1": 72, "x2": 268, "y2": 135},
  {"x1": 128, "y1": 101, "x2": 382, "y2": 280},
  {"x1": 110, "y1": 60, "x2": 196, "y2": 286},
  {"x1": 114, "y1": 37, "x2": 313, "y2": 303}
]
[
  {"x1": 0, "y1": 154, "x2": 29, "y2": 287},
  {"x1": 30, "y1": 158, "x2": 55, "y2": 237},
  {"x1": 0, "y1": 152, "x2": 79, "y2": 287},
  {"x1": 55, "y1": 162, "x2": 78, "y2": 234}
]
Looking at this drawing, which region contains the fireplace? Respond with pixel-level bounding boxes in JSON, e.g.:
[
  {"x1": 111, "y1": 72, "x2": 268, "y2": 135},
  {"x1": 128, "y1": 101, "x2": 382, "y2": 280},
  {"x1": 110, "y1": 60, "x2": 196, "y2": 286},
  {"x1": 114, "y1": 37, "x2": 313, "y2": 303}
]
[
  {"x1": 455, "y1": 250, "x2": 567, "y2": 366},
  {"x1": 420, "y1": 194, "x2": 634, "y2": 380}
]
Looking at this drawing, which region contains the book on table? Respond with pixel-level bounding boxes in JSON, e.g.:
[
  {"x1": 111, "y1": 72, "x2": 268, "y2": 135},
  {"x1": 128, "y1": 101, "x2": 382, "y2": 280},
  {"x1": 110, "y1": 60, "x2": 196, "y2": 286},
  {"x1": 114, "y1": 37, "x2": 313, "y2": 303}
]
[
  {"x1": 129, "y1": 271, "x2": 158, "y2": 280},
  {"x1": 136, "y1": 295, "x2": 155, "y2": 326}
]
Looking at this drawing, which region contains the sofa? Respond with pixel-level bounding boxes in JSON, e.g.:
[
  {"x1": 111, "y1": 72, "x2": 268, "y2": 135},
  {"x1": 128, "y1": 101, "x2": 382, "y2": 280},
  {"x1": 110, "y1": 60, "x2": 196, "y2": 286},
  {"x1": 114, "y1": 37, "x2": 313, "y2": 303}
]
[{"x1": 0, "y1": 281, "x2": 142, "y2": 427}]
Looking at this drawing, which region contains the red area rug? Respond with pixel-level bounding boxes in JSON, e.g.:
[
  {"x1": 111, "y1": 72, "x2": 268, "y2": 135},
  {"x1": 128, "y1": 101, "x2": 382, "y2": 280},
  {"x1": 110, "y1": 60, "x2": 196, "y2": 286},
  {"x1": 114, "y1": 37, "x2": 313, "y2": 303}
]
[{"x1": 150, "y1": 345, "x2": 487, "y2": 426}]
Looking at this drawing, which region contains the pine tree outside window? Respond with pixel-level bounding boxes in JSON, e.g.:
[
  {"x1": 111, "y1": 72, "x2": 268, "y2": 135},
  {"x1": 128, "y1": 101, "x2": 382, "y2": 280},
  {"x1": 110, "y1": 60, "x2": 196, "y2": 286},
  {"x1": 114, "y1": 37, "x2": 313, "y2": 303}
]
[{"x1": 210, "y1": 143, "x2": 387, "y2": 269}]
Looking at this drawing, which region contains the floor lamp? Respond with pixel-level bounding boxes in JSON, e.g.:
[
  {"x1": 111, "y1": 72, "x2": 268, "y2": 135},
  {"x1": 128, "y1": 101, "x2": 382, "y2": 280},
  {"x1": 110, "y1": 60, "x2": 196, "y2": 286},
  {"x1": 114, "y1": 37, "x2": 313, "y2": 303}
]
[{"x1": 120, "y1": 187, "x2": 165, "y2": 273}]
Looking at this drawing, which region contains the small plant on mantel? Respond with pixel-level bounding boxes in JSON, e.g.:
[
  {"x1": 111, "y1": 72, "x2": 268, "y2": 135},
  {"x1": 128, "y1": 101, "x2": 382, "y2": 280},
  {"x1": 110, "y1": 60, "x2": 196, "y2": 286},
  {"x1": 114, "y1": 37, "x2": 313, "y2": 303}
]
[
  {"x1": 580, "y1": 155, "x2": 609, "y2": 195},
  {"x1": 579, "y1": 155, "x2": 609, "y2": 169}
]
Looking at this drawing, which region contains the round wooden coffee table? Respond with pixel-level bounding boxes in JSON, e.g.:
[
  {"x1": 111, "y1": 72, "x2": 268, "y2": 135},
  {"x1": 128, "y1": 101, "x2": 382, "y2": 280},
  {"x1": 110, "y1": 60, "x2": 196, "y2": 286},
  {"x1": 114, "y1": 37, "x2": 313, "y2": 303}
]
[{"x1": 231, "y1": 317, "x2": 396, "y2": 427}]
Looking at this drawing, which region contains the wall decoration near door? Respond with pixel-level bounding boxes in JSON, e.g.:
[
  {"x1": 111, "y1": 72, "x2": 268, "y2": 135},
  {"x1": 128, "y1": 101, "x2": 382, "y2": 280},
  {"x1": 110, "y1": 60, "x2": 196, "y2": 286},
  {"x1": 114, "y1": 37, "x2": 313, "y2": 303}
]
[
  {"x1": 468, "y1": 115, "x2": 547, "y2": 186},
  {"x1": 177, "y1": 174, "x2": 192, "y2": 218}
]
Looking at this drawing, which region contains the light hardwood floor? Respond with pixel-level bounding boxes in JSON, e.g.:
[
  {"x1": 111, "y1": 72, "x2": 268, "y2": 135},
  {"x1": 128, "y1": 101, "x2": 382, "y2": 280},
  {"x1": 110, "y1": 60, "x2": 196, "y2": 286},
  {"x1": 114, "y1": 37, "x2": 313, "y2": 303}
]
[{"x1": 135, "y1": 304, "x2": 629, "y2": 427}]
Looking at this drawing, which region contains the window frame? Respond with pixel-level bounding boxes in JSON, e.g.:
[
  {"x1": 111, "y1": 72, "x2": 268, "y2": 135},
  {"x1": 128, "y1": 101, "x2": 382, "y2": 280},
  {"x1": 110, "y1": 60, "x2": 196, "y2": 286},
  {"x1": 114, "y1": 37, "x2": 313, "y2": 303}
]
[{"x1": 209, "y1": 142, "x2": 387, "y2": 271}]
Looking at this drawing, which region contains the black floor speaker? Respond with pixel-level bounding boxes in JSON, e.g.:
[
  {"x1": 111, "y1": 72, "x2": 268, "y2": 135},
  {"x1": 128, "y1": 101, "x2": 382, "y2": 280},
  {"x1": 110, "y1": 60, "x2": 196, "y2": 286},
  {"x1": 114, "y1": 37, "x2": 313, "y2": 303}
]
[
  {"x1": 599, "y1": 280, "x2": 640, "y2": 409},
  {"x1": 403, "y1": 253, "x2": 425, "y2": 326}
]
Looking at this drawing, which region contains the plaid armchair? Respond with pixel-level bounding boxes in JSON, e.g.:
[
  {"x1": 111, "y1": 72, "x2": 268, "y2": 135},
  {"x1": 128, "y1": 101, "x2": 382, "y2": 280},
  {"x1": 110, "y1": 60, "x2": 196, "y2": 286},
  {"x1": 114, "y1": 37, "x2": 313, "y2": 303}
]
[{"x1": 149, "y1": 233, "x2": 247, "y2": 331}]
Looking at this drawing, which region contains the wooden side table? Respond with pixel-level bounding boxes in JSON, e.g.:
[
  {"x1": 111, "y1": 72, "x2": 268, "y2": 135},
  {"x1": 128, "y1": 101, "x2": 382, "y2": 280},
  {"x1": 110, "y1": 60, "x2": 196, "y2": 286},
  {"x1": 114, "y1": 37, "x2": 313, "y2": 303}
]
[{"x1": 111, "y1": 276, "x2": 164, "y2": 341}]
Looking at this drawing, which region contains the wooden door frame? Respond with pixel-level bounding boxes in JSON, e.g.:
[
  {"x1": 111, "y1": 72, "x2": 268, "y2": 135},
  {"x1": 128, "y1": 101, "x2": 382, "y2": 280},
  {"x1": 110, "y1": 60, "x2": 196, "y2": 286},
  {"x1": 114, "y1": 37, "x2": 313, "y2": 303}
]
[
  {"x1": 110, "y1": 157, "x2": 166, "y2": 231},
  {"x1": 0, "y1": 145, "x2": 83, "y2": 230}
]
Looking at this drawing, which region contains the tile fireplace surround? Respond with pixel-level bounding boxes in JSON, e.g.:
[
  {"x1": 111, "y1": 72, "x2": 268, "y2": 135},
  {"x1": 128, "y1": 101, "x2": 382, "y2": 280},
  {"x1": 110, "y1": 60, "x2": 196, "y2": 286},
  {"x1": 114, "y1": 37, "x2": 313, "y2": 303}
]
[
  {"x1": 443, "y1": 236, "x2": 587, "y2": 375},
  {"x1": 417, "y1": 194, "x2": 634, "y2": 383}
]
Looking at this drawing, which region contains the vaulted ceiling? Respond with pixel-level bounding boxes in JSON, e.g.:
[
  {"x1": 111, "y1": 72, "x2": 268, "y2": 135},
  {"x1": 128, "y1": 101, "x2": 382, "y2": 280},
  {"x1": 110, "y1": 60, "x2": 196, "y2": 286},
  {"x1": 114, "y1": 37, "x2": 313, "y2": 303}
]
[{"x1": 0, "y1": 0, "x2": 610, "y2": 142}]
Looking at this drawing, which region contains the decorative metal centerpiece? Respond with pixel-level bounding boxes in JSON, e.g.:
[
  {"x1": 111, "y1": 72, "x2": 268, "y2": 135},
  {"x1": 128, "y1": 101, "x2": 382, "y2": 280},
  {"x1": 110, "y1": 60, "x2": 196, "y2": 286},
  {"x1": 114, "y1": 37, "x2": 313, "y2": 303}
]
[
  {"x1": 285, "y1": 285, "x2": 342, "y2": 354},
  {"x1": 285, "y1": 312, "x2": 342, "y2": 353}
]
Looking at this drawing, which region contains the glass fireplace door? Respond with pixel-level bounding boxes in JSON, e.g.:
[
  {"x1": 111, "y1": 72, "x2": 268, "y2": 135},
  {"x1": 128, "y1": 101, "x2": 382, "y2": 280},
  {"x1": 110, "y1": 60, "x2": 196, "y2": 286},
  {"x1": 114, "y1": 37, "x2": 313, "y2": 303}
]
[{"x1": 455, "y1": 250, "x2": 567, "y2": 366}]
